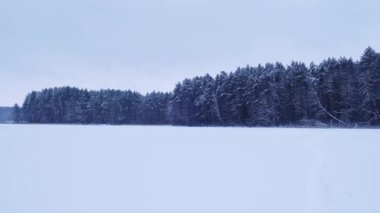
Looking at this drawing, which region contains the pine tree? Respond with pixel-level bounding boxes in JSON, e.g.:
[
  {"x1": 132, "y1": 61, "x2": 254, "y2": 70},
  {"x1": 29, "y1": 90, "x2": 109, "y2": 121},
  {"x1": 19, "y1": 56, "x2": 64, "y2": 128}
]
[
  {"x1": 358, "y1": 47, "x2": 380, "y2": 124},
  {"x1": 12, "y1": 104, "x2": 22, "y2": 123}
]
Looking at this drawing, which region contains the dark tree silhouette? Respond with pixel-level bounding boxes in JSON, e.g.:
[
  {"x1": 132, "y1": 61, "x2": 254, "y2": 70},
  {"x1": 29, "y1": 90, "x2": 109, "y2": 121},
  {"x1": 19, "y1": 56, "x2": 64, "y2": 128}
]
[{"x1": 14, "y1": 48, "x2": 380, "y2": 127}]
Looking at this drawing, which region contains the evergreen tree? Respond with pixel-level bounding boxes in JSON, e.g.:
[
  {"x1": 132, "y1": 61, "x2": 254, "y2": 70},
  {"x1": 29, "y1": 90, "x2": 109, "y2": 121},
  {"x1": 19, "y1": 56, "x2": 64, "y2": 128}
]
[
  {"x1": 18, "y1": 47, "x2": 380, "y2": 127},
  {"x1": 12, "y1": 104, "x2": 22, "y2": 123},
  {"x1": 358, "y1": 47, "x2": 380, "y2": 124}
]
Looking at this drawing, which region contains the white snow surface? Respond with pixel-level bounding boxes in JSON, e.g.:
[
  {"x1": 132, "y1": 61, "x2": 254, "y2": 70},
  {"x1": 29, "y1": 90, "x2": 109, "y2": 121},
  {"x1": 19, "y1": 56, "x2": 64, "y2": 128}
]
[{"x1": 0, "y1": 125, "x2": 379, "y2": 213}]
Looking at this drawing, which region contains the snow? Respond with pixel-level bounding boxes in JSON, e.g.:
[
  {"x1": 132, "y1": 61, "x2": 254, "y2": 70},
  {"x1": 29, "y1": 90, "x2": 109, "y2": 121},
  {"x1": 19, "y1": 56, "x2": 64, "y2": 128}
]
[{"x1": 0, "y1": 125, "x2": 379, "y2": 213}]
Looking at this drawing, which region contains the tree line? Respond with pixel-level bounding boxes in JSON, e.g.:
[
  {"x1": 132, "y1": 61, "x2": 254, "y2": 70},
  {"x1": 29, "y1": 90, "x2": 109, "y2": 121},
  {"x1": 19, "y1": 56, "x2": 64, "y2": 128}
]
[{"x1": 13, "y1": 47, "x2": 380, "y2": 127}]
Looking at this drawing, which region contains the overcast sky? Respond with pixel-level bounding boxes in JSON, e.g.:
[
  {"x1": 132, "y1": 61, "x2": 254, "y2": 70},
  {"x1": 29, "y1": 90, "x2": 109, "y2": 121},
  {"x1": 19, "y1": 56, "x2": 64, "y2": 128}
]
[{"x1": 1, "y1": 0, "x2": 379, "y2": 105}]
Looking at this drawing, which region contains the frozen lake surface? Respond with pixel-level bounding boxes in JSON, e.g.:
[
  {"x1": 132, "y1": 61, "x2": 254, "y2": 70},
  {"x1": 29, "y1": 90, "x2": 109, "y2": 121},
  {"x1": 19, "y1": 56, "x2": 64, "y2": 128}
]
[{"x1": 1, "y1": 125, "x2": 379, "y2": 213}]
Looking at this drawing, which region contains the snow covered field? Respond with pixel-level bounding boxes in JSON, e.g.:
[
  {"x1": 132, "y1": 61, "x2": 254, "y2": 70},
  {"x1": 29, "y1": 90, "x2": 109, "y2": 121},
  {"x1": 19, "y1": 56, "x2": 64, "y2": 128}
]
[{"x1": 0, "y1": 125, "x2": 379, "y2": 213}]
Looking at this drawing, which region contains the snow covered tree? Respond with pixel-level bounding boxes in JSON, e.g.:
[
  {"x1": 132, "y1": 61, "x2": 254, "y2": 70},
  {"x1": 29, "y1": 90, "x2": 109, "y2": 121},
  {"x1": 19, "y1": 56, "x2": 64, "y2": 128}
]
[
  {"x1": 12, "y1": 104, "x2": 22, "y2": 123},
  {"x1": 358, "y1": 47, "x2": 380, "y2": 124},
  {"x1": 19, "y1": 47, "x2": 380, "y2": 127}
]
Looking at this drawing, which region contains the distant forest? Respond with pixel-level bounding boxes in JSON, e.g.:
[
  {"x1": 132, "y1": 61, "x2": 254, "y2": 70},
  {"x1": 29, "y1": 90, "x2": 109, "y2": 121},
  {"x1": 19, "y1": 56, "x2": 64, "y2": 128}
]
[
  {"x1": 0, "y1": 107, "x2": 13, "y2": 123},
  {"x1": 12, "y1": 47, "x2": 380, "y2": 127}
]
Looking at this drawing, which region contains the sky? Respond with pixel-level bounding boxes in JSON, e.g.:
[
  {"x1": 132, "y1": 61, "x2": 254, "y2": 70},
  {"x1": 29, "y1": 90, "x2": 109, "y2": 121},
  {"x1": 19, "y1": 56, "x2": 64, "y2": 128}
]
[{"x1": 1, "y1": 0, "x2": 380, "y2": 106}]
